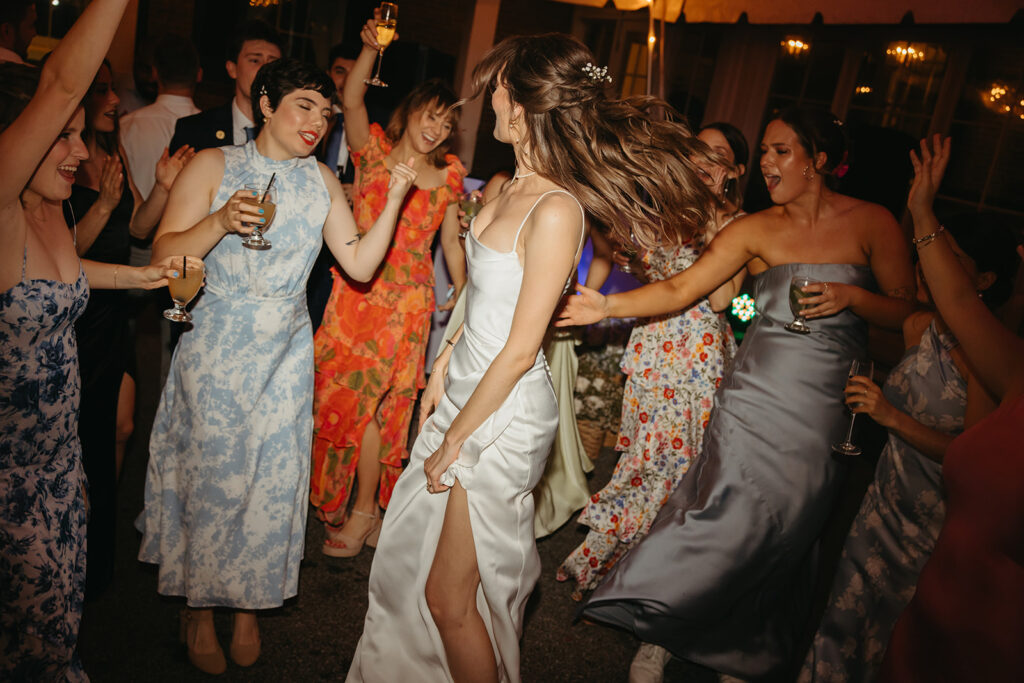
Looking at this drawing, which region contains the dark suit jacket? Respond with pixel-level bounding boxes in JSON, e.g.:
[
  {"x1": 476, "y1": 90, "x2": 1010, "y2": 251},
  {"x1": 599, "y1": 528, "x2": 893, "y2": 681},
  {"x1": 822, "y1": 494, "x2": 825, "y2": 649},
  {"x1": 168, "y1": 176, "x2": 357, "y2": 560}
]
[{"x1": 169, "y1": 103, "x2": 234, "y2": 154}]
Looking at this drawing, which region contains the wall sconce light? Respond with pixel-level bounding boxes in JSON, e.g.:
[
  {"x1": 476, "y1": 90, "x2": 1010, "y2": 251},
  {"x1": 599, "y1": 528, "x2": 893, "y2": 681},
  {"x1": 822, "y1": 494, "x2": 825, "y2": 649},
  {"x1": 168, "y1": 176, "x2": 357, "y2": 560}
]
[
  {"x1": 854, "y1": 85, "x2": 872, "y2": 95},
  {"x1": 886, "y1": 43, "x2": 926, "y2": 65}
]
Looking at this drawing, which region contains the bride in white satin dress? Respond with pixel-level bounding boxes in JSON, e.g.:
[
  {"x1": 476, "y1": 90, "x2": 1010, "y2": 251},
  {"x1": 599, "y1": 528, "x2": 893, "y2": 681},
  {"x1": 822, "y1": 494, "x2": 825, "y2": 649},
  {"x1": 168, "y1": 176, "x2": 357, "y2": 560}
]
[{"x1": 346, "y1": 33, "x2": 719, "y2": 683}]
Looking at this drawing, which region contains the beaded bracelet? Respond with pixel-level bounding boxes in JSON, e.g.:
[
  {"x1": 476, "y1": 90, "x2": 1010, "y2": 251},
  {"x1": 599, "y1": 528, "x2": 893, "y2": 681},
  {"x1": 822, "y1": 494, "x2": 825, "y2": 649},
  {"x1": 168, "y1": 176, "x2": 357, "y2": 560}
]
[{"x1": 912, "y1": 224, "x2": 945, "y2": 248}]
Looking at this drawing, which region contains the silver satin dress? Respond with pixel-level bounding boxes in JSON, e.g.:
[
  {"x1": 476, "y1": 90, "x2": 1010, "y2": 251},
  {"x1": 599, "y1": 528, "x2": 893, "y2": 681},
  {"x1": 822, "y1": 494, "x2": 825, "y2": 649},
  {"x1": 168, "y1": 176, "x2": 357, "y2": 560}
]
[{"x1": 582, "y1": 263, "x2": 875, "y2": 679}]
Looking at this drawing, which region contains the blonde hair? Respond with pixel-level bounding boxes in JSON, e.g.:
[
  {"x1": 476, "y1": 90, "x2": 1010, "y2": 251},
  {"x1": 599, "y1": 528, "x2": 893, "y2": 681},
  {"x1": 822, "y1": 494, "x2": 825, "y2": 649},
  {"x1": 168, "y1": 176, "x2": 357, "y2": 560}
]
[{"x1": 469, "y1": 33, "x2": 719, "y2": 250}]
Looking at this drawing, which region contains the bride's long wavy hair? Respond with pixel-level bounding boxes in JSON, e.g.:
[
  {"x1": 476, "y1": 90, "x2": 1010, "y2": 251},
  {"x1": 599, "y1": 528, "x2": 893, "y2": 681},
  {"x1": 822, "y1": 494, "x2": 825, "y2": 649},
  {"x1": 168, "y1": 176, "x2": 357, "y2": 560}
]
[{"x1": 468, "y1": 33, "x2": 720, "y2": 249}]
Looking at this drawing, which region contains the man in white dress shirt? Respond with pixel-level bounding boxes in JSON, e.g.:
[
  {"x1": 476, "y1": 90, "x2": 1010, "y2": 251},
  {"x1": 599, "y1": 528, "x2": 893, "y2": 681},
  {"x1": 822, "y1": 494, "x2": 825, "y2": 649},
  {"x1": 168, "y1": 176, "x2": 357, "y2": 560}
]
[
  {"x1": 120, "y1": 35, "x2": 202, "y2": 198},
  {"x1": 0, "y1": 0, "x2": 35, "y2": 65}
]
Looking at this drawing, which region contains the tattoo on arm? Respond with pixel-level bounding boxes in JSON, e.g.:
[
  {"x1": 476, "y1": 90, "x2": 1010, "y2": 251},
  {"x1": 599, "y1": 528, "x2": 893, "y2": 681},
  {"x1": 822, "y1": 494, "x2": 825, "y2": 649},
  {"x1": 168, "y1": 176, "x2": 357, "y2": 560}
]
[{"x1": 887, "y1": 286, "x2": 914, "y2": 302}]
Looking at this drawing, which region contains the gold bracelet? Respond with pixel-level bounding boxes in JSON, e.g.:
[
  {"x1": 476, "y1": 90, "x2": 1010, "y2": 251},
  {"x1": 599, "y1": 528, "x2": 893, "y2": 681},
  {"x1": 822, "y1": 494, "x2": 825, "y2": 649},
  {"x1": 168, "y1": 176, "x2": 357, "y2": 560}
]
[
  {"x1": 113, "y1": 265, "x2": 120, "y2": 289},
  {"x1": 912, "y1": 224, "x2": 945, "y2": 248}
]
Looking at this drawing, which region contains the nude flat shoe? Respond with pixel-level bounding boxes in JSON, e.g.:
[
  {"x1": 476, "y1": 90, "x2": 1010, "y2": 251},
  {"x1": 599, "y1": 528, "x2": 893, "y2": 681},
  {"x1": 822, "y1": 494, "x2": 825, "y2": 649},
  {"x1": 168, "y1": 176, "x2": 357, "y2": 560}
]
[{"x1": 180, "y1": 609, "x2": 226, "y2": 675}]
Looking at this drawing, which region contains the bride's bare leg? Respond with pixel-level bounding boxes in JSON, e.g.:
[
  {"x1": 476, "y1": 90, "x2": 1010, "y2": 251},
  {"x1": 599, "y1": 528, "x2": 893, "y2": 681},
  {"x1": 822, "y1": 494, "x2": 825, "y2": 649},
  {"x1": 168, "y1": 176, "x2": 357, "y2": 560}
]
[{"x1": 425, "y1": 481, "x2": 498, "y2": 683}]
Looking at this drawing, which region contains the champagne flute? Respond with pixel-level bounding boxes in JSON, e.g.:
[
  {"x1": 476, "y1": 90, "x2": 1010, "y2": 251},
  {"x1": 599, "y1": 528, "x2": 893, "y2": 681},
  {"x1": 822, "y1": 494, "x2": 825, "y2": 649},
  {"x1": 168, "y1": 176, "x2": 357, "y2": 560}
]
[
  {"x1": 365, "y1": 3, "x2": 398, "y2": 88},
  {"x1": 832, "y1": 359, "x2": 874, "y2": 456},
  {"x1": 241, "y1": 183, "x2": 277, "y2": 251},
  {"x1": 163, "y1": 258, "x2": 205, "y2": 323},
  {"x1": 784, "y1": 274, "x2": 818, "y2": 334}
]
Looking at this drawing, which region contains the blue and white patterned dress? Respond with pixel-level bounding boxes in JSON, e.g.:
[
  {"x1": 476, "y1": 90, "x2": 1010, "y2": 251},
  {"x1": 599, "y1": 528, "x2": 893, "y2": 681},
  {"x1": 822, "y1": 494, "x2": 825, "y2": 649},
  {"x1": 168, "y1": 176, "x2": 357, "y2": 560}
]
[
  {"x1": 1, "y1": 256, "x2": 89, "y2": 681},
  {"x1": 137, "y1": 141, "x2": 330, "y2": 608}
]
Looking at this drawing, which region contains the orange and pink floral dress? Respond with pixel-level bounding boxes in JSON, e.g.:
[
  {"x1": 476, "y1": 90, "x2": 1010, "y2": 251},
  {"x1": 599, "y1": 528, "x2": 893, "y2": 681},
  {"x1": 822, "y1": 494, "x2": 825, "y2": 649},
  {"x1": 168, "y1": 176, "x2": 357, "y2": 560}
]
[{"x1": 311, "y1": 123, "x2": 465, "y2": 526}]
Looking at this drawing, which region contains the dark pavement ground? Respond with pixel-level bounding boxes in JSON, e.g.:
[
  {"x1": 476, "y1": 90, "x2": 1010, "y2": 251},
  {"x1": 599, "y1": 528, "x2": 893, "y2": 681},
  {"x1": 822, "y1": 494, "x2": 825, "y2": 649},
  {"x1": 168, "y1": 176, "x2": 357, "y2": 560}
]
[
  {"x1": 77, "y1": 300, "x2": 876, "y2": 682},
  {"x1": 75, "y1": 302, "x2": 722, "y2": 683}
]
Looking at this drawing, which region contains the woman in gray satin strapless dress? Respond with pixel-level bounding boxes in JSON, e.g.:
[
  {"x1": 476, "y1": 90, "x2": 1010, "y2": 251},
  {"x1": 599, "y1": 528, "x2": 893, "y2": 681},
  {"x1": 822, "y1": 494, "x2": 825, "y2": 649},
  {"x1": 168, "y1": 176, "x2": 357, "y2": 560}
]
[
  {"x1": 559, "y1": 109, "x2": 917, "y2": 680},
  {"x1": 583, "y1": 262, "x2": 875, "y2": 678}
]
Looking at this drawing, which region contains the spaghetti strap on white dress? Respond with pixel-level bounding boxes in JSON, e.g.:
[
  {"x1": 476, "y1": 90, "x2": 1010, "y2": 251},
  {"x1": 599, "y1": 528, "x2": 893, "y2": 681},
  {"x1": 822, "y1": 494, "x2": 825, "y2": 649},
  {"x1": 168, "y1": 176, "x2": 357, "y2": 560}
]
[{"x1": 346, "y1": 191, "x2": 585, "y2": 682}]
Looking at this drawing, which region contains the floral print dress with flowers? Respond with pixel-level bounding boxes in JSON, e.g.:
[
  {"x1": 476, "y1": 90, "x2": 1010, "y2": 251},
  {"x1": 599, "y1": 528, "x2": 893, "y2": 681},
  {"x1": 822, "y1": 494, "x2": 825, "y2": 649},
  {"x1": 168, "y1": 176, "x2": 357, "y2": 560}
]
[
  {"x1": 1, "y1": 257, "x2": 89, "y2": 681},
  {"x1": 559, "y1": 237, "x2": 735, "y2": 593},
  {"x1": 311, "y1": 123, "x2": 465, "y2": 526}
]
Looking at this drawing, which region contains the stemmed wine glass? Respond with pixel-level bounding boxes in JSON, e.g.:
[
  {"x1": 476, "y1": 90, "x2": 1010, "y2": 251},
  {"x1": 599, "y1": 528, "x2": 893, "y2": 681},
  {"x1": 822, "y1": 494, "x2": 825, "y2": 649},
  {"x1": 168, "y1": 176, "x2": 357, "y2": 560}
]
[
  {"x1": 365, "y1": 3, "x2": 398, "y2": 88},
  {"x1": 163, "y1": 258, "x2": 205, "y2": 323},
  {"x1": 241, "y1": 183, "x2": 277, "y2": 251},
  {"x1": 785, "y1": 275, "x2": 818, "y2": 334},
  {"x1": 833, "y1": 358, "x2": 874, "y2": 456}
]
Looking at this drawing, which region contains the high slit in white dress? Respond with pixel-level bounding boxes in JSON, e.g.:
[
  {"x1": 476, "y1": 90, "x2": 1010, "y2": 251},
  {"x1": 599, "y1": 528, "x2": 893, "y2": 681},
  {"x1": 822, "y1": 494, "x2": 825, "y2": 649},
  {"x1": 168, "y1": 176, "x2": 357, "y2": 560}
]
[{"x1": 347, "y1": 191, "x2": 584, "y2": 682}]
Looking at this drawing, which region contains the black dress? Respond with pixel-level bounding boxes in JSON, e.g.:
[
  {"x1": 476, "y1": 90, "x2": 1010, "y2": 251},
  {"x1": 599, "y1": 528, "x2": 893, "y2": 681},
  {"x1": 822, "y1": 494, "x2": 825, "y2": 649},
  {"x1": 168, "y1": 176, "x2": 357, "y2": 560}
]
[{"x1": 65, "y1": 174, "x2": 134, "y2": 598}]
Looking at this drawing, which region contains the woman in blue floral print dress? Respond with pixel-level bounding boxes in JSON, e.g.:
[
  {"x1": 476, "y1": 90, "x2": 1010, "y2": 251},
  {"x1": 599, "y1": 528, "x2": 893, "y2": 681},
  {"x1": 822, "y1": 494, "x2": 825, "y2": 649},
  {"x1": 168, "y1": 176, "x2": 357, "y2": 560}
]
[
  {"x1": 1, "y1": 2, "x2": 181, "y2": 678},
  {"x1": 136, "y1": 59, "x2": 415, "y2": 675}
]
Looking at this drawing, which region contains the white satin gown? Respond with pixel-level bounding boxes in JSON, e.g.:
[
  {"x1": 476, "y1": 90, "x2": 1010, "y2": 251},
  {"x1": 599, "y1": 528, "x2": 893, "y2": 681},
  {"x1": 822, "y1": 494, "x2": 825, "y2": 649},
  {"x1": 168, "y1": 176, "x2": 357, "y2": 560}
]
[{"x1": 347, "y1": 191, "x2": 584, "y2": 682}]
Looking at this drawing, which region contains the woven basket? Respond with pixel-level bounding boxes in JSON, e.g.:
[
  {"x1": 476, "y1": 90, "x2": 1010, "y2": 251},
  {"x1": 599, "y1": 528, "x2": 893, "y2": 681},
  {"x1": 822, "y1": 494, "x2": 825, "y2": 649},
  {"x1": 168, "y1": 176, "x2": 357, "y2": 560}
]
[{"x1": 577, "y1": 419, "x2": 606, "y2": 461}]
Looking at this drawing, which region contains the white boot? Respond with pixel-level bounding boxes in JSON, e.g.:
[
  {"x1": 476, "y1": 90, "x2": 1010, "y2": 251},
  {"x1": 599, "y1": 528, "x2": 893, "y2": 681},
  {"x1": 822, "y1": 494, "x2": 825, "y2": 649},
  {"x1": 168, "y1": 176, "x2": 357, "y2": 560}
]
[{"x1": 628, "y1": 642, "x2": 672, "y2": 683}]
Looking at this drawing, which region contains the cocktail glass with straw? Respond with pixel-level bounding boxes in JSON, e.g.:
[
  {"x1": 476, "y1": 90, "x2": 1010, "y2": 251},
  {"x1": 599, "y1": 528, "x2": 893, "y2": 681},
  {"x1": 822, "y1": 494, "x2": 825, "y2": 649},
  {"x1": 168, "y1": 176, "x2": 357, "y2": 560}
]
[
  {"x1": 164, "y1": 257, "x2": 205, "y2": 323},
  {"x1": 241, "y1": 175, "x2": 277, "y2": 251},
  {"x1": 365, "y1": 3, "x2": 398, "y2": 88}
]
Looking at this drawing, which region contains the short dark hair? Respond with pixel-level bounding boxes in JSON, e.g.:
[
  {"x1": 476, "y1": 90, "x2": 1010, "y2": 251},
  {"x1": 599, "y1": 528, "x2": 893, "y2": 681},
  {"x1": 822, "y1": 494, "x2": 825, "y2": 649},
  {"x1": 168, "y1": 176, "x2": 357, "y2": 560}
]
[
  {"x1": 327, "y1": 41, "x2": 361, "y2": 68},
  {"x1": 773, "y1": 107, "x2": 848, "y2": 189},
  {"x1": 250, "y1": 58, "x2": 333, "y2": 135},
  {"x1": 228, "y1": 20, "x2": 283, "y2": 63},
  {"x1": 0, "y1": 0, "x2": 33, "y2": 27},
  {"x1": 0, "y1": 61, "x2": 41, "y2": 131},
  {"x1": 153, "y1": 34, "x2": 200, "y2": 89},
  {"x1": 385, "y1": 79, "x2": 460, "y2": 169}
]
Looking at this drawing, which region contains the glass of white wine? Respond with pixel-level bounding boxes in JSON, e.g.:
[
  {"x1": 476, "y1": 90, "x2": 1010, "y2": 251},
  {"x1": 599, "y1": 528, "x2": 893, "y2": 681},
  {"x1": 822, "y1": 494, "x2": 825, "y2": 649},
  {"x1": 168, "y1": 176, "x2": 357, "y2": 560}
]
[
  {"x1": 832, "y1": 358, "x2": 874, "y2": 456},
  {"x1": 241, "y1": 183, "x2": 277, "y2": 251},
  {"x1": 459, "y1": 192, "x2": 483, "y2": 236},
  {"x1": 366, "y1": 3, "x2": 398, "y2": 88},
  {"x1": 785, "y1": 274, "x2": 818, "y2": 334},
  {"x1": 163, "y1": 258, "x2": 205, "y2": 323}
]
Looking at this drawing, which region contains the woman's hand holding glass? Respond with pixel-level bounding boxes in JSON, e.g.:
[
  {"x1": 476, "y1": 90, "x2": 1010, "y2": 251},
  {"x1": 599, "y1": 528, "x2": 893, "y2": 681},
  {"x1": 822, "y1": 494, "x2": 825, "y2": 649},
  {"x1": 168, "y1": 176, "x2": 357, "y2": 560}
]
[
  {"x1": 798, "y1": 280, "x2": 854, "y2": 319},
  {"x1": 362, "y1": 4, "x2": 398, "y2": 88},
  {"x1": 162, "y1": 256, "x2": 206, "y2": 323},
  {"x1": 833, "y1": 359, "x2": 874, "y2": 456},
  {"x1": 843, "y1": 374, "x2": 898, "y2": 429},
  {"x1": 214, "y1": 188, "x2": 267, "y2": 237},
  {"x1": 131, "y1": 254, "x2": 200, "y2": 290}
]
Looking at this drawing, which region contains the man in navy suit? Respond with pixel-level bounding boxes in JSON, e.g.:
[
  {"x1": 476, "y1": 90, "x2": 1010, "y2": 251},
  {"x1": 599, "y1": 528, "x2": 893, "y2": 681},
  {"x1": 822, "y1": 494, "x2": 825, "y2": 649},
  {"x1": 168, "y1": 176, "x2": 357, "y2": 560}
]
[{"x1": 169, "y1": 20, "x2": 282, "y2": 154}]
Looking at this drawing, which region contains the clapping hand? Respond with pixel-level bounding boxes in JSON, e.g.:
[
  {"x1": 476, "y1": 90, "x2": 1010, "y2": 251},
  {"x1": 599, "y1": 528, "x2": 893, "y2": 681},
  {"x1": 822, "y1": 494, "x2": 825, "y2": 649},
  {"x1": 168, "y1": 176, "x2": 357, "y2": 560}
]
[
  {"x1": 97, "y1": 153, "x2": 124, "y2": 212},
  {"x1": 155, "y1": 145, "x2": 196, "y2": 192}
]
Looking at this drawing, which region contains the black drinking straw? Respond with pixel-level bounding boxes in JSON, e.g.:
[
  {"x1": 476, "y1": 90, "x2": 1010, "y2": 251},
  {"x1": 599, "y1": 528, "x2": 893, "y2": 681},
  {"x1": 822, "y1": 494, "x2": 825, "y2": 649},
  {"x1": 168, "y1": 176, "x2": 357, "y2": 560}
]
[{"x1": 261, "y1": 173, "x2": 276, "y2": 203}]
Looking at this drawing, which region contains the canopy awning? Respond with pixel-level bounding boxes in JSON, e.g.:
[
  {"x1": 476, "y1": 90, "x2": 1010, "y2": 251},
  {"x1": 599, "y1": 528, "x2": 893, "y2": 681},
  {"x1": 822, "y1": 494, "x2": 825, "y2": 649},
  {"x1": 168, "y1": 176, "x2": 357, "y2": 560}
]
[{"x1": 552, "y1": 0, "x2": 1023, "y2": 24}]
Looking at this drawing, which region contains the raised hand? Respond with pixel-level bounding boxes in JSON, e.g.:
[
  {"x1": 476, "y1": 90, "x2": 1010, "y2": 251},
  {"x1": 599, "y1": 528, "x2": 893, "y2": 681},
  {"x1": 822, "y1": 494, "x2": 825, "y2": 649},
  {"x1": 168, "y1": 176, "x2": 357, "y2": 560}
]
[
  {"x1": 555, "y1": 283, "x2": 608, "y2": 327},
  {"x1": 155, "y1": 145, "x2": 196, "y2": 192},
  {"x1": 387, "y1": 156, "x2": 417, "y2": 202},
  {"x1": 908, "y1": 134, "x2": 951, "y2": 218},
  {"x1": 215, "y1": 189, "x2": 265, "y2": 235},
  {"x1": 97, "y1": 153, "x2": 124, "y2": 212}
]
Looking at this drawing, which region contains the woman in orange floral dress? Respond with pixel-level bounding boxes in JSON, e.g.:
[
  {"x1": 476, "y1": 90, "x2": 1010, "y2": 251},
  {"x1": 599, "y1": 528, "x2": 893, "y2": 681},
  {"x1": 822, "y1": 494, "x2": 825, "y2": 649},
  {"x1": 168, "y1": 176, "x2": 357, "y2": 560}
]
[{"x1": 311, "y1": 15, "x2": 466, "y2": 557}]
